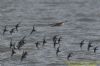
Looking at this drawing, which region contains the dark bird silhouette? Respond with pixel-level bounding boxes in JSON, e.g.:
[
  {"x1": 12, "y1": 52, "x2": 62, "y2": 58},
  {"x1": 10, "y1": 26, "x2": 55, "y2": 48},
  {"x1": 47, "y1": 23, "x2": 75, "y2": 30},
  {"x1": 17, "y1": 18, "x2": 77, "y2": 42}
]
[
  {"x1": 15, "y1": 22, "x2": 21, "y2": 32},
  {"x1": 10, "y1": 38, "x2": 13, "y2": 48},
  {"x1": 56, "y1": 46, "x2": 61, "y2": 56},
  {"x1": 42, "y1": 37, "x2": 47, "y2": 47},
  {"x1": 21, "y1": 51, "x2": 28, "y2": 61},
  {"x1": 30, "y1": 25, "x2": 36, "y2": 35},
  {"x1": 17, "y1": 40, "x2": 26, "y2": 50},
  {"x1": 9, "y1": 28, "x2": 15, "y2": 35},
  {"x1": 17, "y1": 36, "x2": 26, "y2": 50},
  {"x1": 93, "y1": 46, "x2": 98, "y2": 53},
  {"x1": 80, "y1": 40, "x2": 85, "y2": 50},
  {"x1": 53, "y1": 35, "x2": 58, "y2": 42},
  {"x1": 67, "y1": 53, "x2": 73, "y2": 60},
  {"x1": 87, "y1": 41, "x2": 93, "y2": 51},
  {"x1": 11, "y1": 48, "x2": 16, "y2": 56},
  {"x1": 53, "y1": 40, "x2": 58, "y2": 48},
  {"x1": 57, "y1": 36, "x2": 62, "y2": 44},
  {"x1": 10, "y1": 38, "x2": 16, "y2": 49},
  {"x1": 3, "y1": 25, "x2": 8, "y2": 35},
  {"x1": 35, "y1": 41, "x2": 40, "y2": 49}
]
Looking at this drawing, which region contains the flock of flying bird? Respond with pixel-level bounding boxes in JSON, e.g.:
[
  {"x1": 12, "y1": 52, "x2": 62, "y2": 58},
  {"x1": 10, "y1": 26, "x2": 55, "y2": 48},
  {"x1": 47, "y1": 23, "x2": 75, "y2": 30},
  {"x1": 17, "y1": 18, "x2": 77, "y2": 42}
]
[{"x1": 1, "y1": 22, "x2": 99, "y2": 61}]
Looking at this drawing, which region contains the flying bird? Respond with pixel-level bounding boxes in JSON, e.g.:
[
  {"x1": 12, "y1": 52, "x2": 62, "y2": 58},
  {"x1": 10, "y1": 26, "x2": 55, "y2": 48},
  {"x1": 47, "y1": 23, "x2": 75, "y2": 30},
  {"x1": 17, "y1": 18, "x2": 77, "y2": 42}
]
[
  {"x1": 57, "y1": 36, "x2": 62, "y2": 44},
  {"x1": 53, "y1": 40, "x2": 58, "y2": 48},
  {"x1": 10, "y1": 38, "x2": 13, "y2": 48},
  {"x1": 9, "y1": 28, "x2": 15, "y2": 35},
  {"x1": 67, "y1": 52, "x2": 73, "y2": 60},
  {"x1": 87, "y1": 41, "x2": 93, "y2": 51},
  {"x1": 53, "y1": 35, "x2": 58, "y2": 42},
  {"x1": 3, "y1": 25, "x2": 8, "y2": 35},
  {"x1": 93, "y1": 46, "x2": 98, "y2": 53},
  {"x1": 56, "y1": 46, "x2": 61, "y2": 56},
  {"x1": 15, "y1": 22, "x2": 21, "y2": 32},
  {"x1": 30, "y1": 25, "x2": 36, "y2": 35},
  {"x1": 17, "y1": 36, "x2": 26, "y2": 50},
  {"x1": 21, "y1": 51, "x2": 28, "y2": 61},
  {"x1": 42, "y1": 37, "x2": 47, "y2": 47},
  {"x1": 80, "y1": 40, "x2": 85, "y2": 50},
  {"x1": 35, "y1": 41, "x2": 40, "y2": 49}
]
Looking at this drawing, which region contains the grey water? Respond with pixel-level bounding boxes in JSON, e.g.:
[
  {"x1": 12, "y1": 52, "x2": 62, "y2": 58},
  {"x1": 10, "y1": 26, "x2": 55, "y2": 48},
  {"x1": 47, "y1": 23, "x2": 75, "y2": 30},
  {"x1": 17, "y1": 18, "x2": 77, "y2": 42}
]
[{"x1": 0, "y1": 0, "x2": 100, "y2": 66}]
